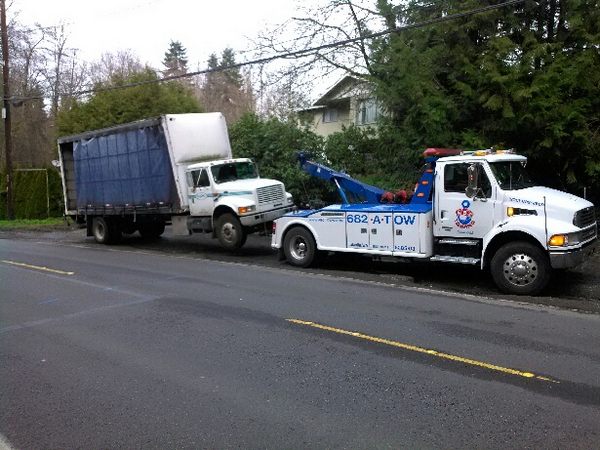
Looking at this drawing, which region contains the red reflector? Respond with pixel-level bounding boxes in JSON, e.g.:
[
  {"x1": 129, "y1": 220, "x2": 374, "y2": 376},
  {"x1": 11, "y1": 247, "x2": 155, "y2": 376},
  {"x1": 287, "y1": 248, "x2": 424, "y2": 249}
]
[{"x1": 272, "y1": 222, "x2": 276, "y2": 233}]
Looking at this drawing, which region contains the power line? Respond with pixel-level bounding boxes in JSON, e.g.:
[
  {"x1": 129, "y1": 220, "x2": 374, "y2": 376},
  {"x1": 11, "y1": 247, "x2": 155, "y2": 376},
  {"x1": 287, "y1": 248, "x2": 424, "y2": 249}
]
[{"x1": 6, "y1": 0, "x2": 525, "y2": 103}]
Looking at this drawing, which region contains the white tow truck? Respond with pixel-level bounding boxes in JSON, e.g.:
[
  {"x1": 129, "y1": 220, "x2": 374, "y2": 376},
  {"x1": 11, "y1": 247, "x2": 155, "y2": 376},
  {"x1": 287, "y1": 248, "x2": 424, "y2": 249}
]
[{"x1": 272, "y1": 148, "x2": 597, "y2": 295}]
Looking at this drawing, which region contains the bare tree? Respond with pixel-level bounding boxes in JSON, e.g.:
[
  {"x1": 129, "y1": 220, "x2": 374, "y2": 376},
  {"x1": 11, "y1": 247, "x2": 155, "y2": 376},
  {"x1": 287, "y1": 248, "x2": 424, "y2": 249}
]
[
  {"x1": 6, "y1": 21, "x2": 51, "y2": 167},
  {"x1": 41, "y1": 24, "x2": 70, "y2": 119},
  {"x1": 250, "y1": 0, "x2": 388, "y2": 117},
  {"x1": 89, "y1": 50, "x2": 144, "y2": 85},
  {"x1": 256, "y1": 1, "x2": 388, "y2": 79}
]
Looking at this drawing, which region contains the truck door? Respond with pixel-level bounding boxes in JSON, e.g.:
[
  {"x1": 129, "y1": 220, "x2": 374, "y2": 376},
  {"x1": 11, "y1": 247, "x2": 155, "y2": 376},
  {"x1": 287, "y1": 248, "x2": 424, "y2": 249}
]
[
  {"x1": 187, "y1": 168, "x2": 214, "y2": 216},
  {"x1": 434, "y1": 162, "x2": 495, "y2": 239}
]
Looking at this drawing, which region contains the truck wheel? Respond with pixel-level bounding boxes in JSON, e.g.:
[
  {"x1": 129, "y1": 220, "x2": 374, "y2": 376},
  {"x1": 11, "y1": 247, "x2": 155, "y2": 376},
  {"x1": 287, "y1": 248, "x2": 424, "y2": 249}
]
[
  {"x1": 215, "y1": 213, "x2": 246, "y2": 249},
  {"x1": 92, "y1": 217, "x2": 116, "y2": 244},
  {"x1": 490, "y1": 242, "x2": 551, "y2": 295},
  {"x1": 283, "y1": 227, "x2": 317, "y2": 268}
]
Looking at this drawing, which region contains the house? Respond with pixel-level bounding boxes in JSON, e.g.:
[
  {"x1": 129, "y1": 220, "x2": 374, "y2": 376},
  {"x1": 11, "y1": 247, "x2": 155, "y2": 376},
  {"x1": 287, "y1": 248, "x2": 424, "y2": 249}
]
[{"x1": 298, "y1": 75, "x2": 383, "y2": 137}]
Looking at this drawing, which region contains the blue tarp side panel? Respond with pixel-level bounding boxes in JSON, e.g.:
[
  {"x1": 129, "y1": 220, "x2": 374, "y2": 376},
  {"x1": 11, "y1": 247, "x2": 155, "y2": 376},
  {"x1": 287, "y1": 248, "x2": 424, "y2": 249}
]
[{"x1": 73, "y1": 125, "x2": 176, "y2": 208}]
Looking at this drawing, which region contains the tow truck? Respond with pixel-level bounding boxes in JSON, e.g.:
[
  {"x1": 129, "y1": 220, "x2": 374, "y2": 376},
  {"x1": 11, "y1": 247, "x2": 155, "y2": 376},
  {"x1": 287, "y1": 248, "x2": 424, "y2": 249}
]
[{"x1": 272, "y1": 149, "x2": 598, "y2": 295}]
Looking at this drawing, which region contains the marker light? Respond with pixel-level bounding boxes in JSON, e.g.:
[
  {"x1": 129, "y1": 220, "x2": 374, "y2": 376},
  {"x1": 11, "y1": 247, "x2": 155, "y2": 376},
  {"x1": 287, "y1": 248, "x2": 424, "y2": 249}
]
[
  {"x1": 507, "y1": 207, "x2": 538, "y2": 217},
  {"x1": 238, "y1": 205, "x2": 256, "y2": 215},
  {"x1": 548, "y1": 234, "x2": 567, "y2": 246}
]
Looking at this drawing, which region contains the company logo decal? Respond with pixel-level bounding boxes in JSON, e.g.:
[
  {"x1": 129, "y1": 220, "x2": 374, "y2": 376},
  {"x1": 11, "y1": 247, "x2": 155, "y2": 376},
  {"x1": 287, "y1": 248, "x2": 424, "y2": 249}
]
[{"x1": 455, "y1": 200, "x2": 475, "y2": 228}]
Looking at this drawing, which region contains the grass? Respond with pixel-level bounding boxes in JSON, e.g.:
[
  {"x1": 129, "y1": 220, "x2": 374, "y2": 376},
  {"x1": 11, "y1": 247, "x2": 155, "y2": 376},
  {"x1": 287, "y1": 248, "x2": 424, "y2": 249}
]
[{"x1": 0, "y1": 217, "x2": 70, "y2": 231}]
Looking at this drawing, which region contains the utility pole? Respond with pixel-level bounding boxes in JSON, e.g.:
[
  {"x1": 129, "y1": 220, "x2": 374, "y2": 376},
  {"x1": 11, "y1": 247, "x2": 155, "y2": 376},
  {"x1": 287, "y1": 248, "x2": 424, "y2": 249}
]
[{"x1": 1, "y1": 0, "x2": 14, "y2": 220}]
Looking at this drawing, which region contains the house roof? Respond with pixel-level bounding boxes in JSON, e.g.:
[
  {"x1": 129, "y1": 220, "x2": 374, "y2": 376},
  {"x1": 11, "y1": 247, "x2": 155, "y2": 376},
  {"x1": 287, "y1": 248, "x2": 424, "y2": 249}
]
[{"x1": 313, "y1": 75, "x2": 372, "y2": 106}]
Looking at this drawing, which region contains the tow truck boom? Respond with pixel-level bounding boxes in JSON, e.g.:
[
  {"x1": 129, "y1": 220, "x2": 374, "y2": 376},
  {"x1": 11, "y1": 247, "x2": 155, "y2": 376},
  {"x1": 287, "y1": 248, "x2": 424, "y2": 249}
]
[{"x1": 297, "y1": 152, "x2": 385, "y2": 204}]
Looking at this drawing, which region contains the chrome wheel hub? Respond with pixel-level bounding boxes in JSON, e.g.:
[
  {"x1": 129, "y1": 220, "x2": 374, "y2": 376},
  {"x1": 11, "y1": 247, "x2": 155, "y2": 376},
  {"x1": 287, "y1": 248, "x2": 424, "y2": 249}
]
[
  {"x1": 222, "y1": 223, "x2": 236, "y2": 241},
  {"x1": 503, "y1": 253, "x2": 538, "y2": 287},
  {"x1": 290, "y1": 238, "x2": 307, "y2": 260}
]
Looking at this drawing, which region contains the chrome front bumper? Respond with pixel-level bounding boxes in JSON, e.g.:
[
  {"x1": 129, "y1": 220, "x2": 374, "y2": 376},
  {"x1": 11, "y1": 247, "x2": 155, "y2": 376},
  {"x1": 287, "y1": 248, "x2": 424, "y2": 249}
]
[
  {"x1": 239, "y1": 206, "x2": 294, "y2": 227},
  {"x1": 549, "y1": 239, "x2": 598, "y2": 269}
]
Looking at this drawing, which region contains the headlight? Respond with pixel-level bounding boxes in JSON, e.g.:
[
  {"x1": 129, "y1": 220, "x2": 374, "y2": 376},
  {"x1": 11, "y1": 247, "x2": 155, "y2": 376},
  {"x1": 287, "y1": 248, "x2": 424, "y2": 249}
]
[
  {"x1": 548, "y1": 234, "x2": 567, "y2": 246},
  {"x1": 238, "y1": 205, "x2": 256, "y2": 215},
  {"x1": 548, "y1": 232, "x2": 580, "y2": 247}
]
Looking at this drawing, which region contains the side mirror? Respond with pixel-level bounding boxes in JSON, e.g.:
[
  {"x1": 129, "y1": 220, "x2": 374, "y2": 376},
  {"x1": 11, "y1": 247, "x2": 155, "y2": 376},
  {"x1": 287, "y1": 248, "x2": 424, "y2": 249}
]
[{"x1": 466, "y1": 164, "x2": 478, "y2": 198}]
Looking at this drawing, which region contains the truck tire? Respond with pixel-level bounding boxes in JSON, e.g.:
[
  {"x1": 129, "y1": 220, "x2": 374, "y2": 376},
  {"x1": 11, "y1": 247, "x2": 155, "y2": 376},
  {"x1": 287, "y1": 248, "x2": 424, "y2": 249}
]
[
  {"x1": 283, "y1": 226, "x2": 317, "y2": 268},
  {"x1": 215, "y1": 213, "x2": 246, "y2": 249},
  {"x1": 490, "y1": 241, "x2": 551, "y2": 295},
  {"x1": 92, "y1": 217, "x2": 119, "y2": 244}
]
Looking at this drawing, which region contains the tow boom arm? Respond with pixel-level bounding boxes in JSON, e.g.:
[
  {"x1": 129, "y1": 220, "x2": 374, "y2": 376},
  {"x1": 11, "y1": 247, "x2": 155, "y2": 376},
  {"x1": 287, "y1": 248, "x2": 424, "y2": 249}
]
[{"x1": 297, "y1": 152, "x2": 385, "y2": 204}]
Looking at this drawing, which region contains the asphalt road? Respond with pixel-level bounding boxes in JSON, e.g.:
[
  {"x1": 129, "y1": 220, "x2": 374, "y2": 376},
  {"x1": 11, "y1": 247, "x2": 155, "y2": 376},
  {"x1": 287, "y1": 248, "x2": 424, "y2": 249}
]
[{"x1": 1, "y1": 236, "x2": 600, "y2": 448}]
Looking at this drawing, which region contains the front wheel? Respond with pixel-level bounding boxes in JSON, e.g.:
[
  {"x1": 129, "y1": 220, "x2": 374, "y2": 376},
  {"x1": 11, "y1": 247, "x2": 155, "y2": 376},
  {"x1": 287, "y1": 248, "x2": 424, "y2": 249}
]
[
  {"x1": 215, "y1": 213, "x2": 246, "y2": 250},
  {"x1": 490, "y1": 241, "x2": 551, "y2": 295},
  {"x1": 283, "y1": 226, "x2": 317, "y2": 268}
]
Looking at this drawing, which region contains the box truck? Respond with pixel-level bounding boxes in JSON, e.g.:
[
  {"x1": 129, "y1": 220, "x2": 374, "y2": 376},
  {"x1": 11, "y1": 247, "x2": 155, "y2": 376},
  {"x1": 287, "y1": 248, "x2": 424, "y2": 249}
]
[{"x1": 58, "y1": 113, "x2": 293, "y2": 249}]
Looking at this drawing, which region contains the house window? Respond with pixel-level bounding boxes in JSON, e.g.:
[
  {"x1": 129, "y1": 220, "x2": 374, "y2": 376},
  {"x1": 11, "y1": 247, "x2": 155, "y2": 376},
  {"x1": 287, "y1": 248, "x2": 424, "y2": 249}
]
[
  {"x1": 356, "y1": 98, "x2": 380, "y2": 125},
  {"x1": 323, "y1": 108, "x2": 338, "y2": 123}
]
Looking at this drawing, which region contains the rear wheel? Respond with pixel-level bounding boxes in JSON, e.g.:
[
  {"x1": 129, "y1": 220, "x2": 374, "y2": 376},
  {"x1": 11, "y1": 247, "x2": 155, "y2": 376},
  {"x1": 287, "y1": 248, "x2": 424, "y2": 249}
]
[
  {"x1": 490, "y1": 241, "x2": 550, "y2": 295},
  {"x1": 283, "y1": 226, "x2": 317, "y2": 268},
  {"x1": 215, "y1": 213, "x2": 246, "y2": 249},
  {"x1": 92, "y1": 217, "x2": 120, "y2": 244}
]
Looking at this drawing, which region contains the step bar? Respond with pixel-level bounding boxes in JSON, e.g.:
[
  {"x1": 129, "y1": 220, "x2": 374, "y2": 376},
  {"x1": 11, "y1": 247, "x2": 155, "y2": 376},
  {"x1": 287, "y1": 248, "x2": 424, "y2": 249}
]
[{"x1": 430, "y1": 255, "x2": 481, "y2": 265}]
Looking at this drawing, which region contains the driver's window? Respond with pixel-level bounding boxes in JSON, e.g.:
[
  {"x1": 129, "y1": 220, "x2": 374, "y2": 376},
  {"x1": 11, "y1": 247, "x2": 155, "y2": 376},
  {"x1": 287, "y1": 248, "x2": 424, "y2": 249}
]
[
  {"x1": 197, "y1": 169, "x2": 210, "y2": 187},
  {"x1": 444, "y1": 164, "x2": 469, "y2": 193},
  {"x1": 187, "y1": 169, "x2": 209, "y2": 188},
  {"x1": 445, "y1": 163, "x2": 491, "y2": 198}
]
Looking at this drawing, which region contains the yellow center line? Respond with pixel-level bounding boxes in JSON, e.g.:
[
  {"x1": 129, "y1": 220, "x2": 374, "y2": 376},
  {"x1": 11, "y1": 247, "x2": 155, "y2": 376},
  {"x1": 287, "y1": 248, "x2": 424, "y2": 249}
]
[
  {"x1": 1, "y1": 260, "x2": 75, "y2": 276},
  {"x1": 286, "y1": 319, "x2": 559, "y2": 384}
]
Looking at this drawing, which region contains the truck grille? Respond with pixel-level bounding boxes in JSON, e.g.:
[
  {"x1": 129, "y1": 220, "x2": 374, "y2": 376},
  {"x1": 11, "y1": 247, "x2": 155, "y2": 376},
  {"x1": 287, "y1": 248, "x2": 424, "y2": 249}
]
[
  {"x1": 257, "y1": 184, "x2": 285, "y2": 205},
  {"x1": 573, "y1": 207, "x2": 596, "y2": 228},
  {"x1": 581, "y1": 225, "x2": 597, "y2": 242}
]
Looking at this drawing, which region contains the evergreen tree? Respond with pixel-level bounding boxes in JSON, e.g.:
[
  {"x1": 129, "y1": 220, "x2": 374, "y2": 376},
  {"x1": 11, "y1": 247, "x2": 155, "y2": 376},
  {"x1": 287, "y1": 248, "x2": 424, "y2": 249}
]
[
  {"x1": 162, "y1": 40, "x2": 189, "y2": 78},
  {"x1": 219, "y1": 48, "x2": 243, "y2": 87},
  {"x1": 370, "y1": 0, "x2": 600, "y2": 201}
]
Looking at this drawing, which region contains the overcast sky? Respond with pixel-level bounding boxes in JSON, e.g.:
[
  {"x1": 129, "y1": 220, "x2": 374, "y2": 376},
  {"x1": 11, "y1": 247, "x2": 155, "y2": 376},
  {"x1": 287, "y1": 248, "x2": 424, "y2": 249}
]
[{"x1": 12, "y1": 0, "x2": 303, "y2": 70}]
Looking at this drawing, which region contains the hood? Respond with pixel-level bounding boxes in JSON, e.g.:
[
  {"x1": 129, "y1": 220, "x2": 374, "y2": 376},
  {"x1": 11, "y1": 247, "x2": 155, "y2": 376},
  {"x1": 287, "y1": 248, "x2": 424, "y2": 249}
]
[
  {"x1": 214, "y1": 178, "x2": 283, "y2": 193},
  {"x1": 505, "y1": 186, "x2": 594, "y2": 223}
]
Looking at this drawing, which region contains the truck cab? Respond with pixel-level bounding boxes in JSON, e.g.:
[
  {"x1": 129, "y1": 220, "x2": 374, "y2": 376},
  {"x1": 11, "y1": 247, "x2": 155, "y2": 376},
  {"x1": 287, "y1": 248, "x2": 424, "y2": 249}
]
[
  {"x1": 433, "y1": 150, "x2": 597, "y2": 292},
  {"x1": 182, "y1": 157, "x2": 294, "y2": 248},
  {"x1": 272, "y1": 149, "x2": 597, "y2": 295}
]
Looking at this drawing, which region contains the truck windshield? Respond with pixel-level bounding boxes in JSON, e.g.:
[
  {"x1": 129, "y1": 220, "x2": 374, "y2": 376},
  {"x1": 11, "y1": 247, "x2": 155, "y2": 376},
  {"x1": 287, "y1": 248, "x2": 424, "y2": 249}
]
[
  {"x1": 489, "y1": 161, "x2": 535, "y2": 190},
  {"x1": 211, "y1": 161, "x2": 258, "y2": 184}
]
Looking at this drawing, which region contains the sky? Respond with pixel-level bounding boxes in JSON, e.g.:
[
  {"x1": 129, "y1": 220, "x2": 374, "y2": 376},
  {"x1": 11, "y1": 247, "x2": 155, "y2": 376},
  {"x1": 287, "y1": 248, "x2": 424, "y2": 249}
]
[{"x1": 12, "y1": 0, "x2": 303, "y2": 70}]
